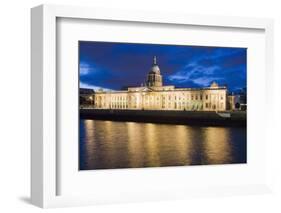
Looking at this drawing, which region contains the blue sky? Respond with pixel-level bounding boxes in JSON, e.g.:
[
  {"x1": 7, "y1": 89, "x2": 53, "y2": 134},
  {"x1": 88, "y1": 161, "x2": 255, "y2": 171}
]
[{"x1": 79, "y1": 41, "x2": 246, "y2": 92}]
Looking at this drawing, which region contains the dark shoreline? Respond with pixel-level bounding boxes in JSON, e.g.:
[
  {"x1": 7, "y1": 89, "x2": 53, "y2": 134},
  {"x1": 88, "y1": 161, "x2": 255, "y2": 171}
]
[{"x1": 80, "y1": 109, "x2": 246, "y2": 127}]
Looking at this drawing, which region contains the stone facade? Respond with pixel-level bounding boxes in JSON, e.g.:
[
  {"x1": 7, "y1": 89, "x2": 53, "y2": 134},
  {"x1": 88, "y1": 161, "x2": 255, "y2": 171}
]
[
  {"x1": 93, "y1": 57, "x2": 228, "y2": 111},
  {"x1": 228, "y1": 95, "x2": 239, "y2": 111}
]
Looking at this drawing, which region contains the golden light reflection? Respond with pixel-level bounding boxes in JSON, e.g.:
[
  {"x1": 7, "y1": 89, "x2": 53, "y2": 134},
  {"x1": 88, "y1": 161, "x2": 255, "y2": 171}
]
[
  {"x1": 80, "y1": 120, "x2": 245, "y2": 170},
  {"x1": 173, "y1": 125, "x2": 193, "y2": 165},
  {"x1": 84, "y1": 119, "x2": 95, "y2": 166},
  {"x1": 102, "y1": 121, "x2": 117, "y2": 168},
  {"x1": 202, "y1": 127, "x2": 232, "y2": 164},
  {"x1": 144, "y1": 123, "x2": 160, "y2": 167},
  {"x1": 127, "y1": 122, "x2": 144, "y2": 168},
  {"x1": 84, "y1": 119, "x2": 94, "y2": 139}
]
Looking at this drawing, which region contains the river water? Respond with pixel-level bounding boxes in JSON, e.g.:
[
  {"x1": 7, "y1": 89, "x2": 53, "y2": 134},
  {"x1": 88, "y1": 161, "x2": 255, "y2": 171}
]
[{"x1": 79, "y1": 119, "x2": 246, "y2": 170}]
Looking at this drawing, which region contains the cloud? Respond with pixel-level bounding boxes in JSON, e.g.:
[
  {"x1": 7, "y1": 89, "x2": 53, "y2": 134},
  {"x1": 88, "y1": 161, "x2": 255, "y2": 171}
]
[
  {"x1": 79, "y1": 82, "x2": 113, "y2": 91},
  {"x1": 193, "y1": 77, "x2": 223, "y2": 86},
  {"x1": 79, "y1": 62, "x2": 97, "y2": 76},
  {"x1": 168, "y1": 63, "x2": 221, "y2": 86},
  {"x1": 167, "y1": 48, "x2": 246, "y2": 88}
]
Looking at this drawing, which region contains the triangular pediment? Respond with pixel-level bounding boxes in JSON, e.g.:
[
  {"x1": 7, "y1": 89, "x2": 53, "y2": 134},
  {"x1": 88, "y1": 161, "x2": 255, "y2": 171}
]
[
  {"x1": 128, "y1": 86, "x2": 157, "y2": 92},
  {"x1": 141, "y1": 87, "x2": 154, "y2": 92}
]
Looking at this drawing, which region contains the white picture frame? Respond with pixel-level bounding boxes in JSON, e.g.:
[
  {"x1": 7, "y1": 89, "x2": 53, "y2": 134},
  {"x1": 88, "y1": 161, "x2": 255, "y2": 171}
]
[{"x1": 31, "y1": 4, "x2": 274, "y2": 208}]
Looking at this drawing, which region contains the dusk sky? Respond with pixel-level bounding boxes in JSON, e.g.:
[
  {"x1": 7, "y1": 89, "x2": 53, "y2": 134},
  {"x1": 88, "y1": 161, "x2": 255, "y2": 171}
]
[{"x1": 79, "y1": 41, "x2": 246, "y2": 92}]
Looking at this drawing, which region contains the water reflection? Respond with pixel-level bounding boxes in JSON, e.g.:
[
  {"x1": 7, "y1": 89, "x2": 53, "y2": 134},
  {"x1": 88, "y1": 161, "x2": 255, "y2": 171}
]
[
  {"x1": 173, "y1": 125, "x2": 192, "y2": 165},
  {"x1": 202, "y1": 127, "x2": 232, "y2": 164},
  {"x1": 79, "y1": 119, "x2": 246, "y2": 170},
  {"x1": 144, "y1": 123, "x2": 160, "y2": 167},
  {"x1": 127, "y1": 122, "x2": 144, "y2": 168}
]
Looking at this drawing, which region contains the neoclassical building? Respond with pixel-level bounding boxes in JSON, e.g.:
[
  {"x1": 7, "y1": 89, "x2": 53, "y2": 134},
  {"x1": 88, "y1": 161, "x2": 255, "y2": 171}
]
[{"x1": 93, "y1": 56, "x2": 227, "y2": 111}]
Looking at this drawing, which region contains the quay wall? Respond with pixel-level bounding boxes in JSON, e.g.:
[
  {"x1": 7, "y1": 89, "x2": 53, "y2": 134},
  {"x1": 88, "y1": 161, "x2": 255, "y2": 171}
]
[{"x1": 80, "y1": 109, "x2": 246, "y2": 126}]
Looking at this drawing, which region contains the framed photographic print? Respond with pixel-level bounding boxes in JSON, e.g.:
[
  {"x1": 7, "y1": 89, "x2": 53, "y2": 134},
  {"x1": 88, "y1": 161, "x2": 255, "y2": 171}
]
[
  {"x1": 31, "y1": 4, "x2": 274, "y2": 208},
  {"x1": 78, "y1": 42, "x2": 247, "y2": 170}
]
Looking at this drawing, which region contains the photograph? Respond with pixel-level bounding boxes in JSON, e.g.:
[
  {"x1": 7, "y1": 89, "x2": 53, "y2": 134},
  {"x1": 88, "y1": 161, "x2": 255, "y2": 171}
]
[{"x1": 78, "y1": 41, "x2": 247, "y2": 170}]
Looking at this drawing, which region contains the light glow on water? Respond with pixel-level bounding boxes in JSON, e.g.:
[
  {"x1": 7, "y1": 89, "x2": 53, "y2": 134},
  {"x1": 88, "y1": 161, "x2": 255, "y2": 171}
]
[{"x1": 79, "y1": 119, "x2": 246, "y2": 170}]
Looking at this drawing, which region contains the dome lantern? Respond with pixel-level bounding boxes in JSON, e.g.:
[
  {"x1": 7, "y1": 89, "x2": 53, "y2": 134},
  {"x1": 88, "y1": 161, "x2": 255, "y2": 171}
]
[
  {"x1": 150, "y1": 56, "x2": 160, "y2": 74},
  {"x1": 146, "y1": 56, "x2": 163, "y2": 87}
]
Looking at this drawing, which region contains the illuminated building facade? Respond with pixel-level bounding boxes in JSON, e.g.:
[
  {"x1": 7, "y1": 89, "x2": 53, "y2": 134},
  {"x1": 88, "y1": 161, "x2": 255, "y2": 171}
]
[{"x1": 93, "y1": 56, "x2": 227, "y2": 111}]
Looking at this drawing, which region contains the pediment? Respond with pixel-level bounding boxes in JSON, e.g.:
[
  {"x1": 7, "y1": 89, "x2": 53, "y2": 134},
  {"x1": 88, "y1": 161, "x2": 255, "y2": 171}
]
[{"x1": 140, "y1": 87, "x2": 154, "y2": 92}]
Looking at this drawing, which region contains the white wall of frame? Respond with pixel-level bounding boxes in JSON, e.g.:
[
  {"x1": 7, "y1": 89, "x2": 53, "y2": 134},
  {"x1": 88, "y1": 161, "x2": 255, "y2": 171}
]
[{"x1": 1, "y1": 0, "x2": 281, "y2": 212}]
